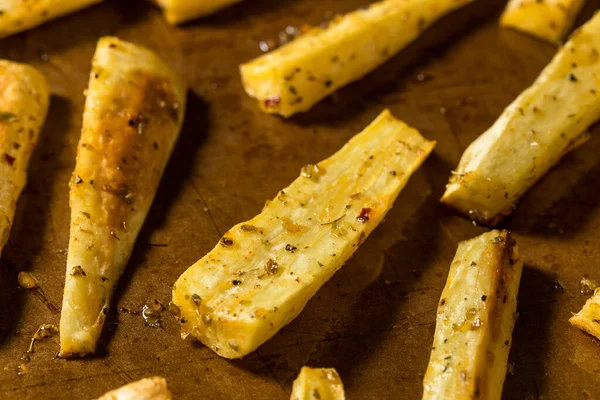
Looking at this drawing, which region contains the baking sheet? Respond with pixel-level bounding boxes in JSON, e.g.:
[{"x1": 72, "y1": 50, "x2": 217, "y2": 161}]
[{"x1": 0, "y1": 0, "x2": 599, "y2": 398}]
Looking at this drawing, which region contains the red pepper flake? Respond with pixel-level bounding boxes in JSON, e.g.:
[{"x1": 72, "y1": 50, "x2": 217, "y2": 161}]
[
  {"x1": 357, "y1": 208, "x2": 371, "y2": 223},
  {"x1": 3, "y1": 153, "x2": 15, "y2": 166},
  {"x1": 264, "y1": 97, "x2": 281, "y2": 107}
]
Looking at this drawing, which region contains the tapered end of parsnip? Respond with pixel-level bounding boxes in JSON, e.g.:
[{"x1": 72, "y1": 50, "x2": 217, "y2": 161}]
[
  {"x1": 95, "y1": 377, "x2": 172, "y2": 400},
  {"x1": 500, "y1": 0, "x2": 585, "y2": 44},
  {"x1": 569, "y1": 288, "x2": 600, "y2": 340},
  {"x1": 59, "y1": 37, "x2": 186, "y2": 358},
  {"x1": 0, "y1": 60, "x2": 50, "y2": 257},
  {"x1": 291, "y1": 367, "x2": 346, "y2": 400},
  {"x1": 423, "y1": 230, "x2": 523, "y2": 400}
]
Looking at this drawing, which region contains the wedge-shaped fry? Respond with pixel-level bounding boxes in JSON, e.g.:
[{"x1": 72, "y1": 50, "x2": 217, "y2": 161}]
[
  {"x1": 240, "y1": 0, "x2": 474, "y2": 117},
  {"x1": 0, "y1": 0, "x2": 103, "y2": 39},
  {"x1": 569, "y1": 288, "x2": 600, "y2": 340},
  {"x1": 501, "y1": 0, "x2": 585, "y2": 44},
  {"x1": 95, "y1": 377, "x2": 172, "y2": 400},
  {"x1": 171, "y1": 109, "x2": 435, "y2": 358},
  {"x1": 152, "y1": 0, "x2": 242, "y2": 24},
  {"x1": 441, "y1": 12, "x2": 600, "y2": 226},
  {"x1": 290, "y1": 367, "x2": 346, "y2": 400},
  {"x1": 422, "y1": 230, "x2": 523, "y2": 400},
  {"x1": 0, "y1": 61, "x2": 49, "y2": 257},
  {"x1": 59, "y1": 37, "x2": 186, "y2": 357}
]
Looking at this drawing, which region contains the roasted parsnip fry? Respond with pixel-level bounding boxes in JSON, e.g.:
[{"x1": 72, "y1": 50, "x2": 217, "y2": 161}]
[
  {"x1": 0, "y1": 61, "x2": 49, "y2": 257},
  {"x1": 423, "y1": 230, "x2": 523, "y2": 400},
  {"x1": 240, "y1": 0, "x2": 474, "y2": 117},
  {"x1": 501, "y1": 0, "x2": 585, "y2": 44},
  {"x1": 59, "y1": 37, "x2": 186, "y2": 357},
  {"x1": 441, "y1": 12, "x2": 600, "y2": 226},
  {"x1": 95, "y1": 377, "x2": 172, "y2": 400},
  {"x1": 569, "y1": 288, "x2": 600, "y2": 340},
  {"x1": 152, "y1": 0, "x2": 243, "y2": 24},
  {"x1": 290, "y1": 367, "x2": 346, "y2": 400},
  {"x1": 0, "y1": 0, "x2": 103, "y2": 39},
  {"x1": 172, "y1": 109, "x2": 435, "y2": 358}
]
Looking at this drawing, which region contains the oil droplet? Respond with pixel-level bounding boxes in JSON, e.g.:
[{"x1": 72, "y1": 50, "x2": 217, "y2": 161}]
[
  {"x1": 259, "y1": 40, "x2": 275, "y2": 52},
  {"x1": 553, "y1": 280, "x2": 565, "y2": 293},
  {"x1": 142, "y1": 299, "x2": 164, "y2": 328},
  {"x1": 580, "y1": 277, "x2": 599, "y2": 295},
  {"x1": 17, "y1": 271, "x2": 61, "y2": 314},
  {"x1": 17, "y1": 272, "x2": 38, "y2": 290},
  {"x1": 17, "y1": 364, "x2": 27, "y2": 376},
  {"x1": 27, "y1": 324, "x2": 59, "y2": 354},
  {"x1": 19, "y1": 324, "x2": 58, "y2": 369}
]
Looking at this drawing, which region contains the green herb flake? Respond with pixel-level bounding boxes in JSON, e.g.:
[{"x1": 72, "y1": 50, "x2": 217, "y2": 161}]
[{"x1": 0, "y1": 112, "x2": 18, "y2": 122}]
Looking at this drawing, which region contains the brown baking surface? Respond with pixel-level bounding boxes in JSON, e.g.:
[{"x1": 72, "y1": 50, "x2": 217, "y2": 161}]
[{"x1": 1, "y1": 0, "x2": 599, "y2": 398}]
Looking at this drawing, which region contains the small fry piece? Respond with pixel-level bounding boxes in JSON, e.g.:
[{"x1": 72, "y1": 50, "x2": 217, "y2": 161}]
[
  {"x1": 240, "y1": 0, "x2": 474, "y2": 117},
  {"x1": 569, "y1": 288, "x2": 600, "y2": 340},
  {"x1": 290, "y1": 367, "x2": 346, "y2": 400},
  {"x1": 95, "y1": 377, "x2": 172, "y2": 400},
  {"x1": 59, "y1": 37, "x2": 186, "y2": 357},
  {"x1": 172, "y1": 109, "x2": 435, "y2": 358},
  {"x1": 152, "y1": 0, "x2": 243, "y2": 24},
  {"x1": 500, "y1": 0, "x2": 585, "y2": 44},
  {"x1": 441, "y1": 11, "x2": 600, "y2": 226},
  {"x1": 422, "y1": 230, "x2": 523, "y2": 400},
  {"x1": 0, "y1": 0, "x2": 103, "y2": 39},
  {"x1": 0, "y1": 61, "x2": 49, "y2": 257}
]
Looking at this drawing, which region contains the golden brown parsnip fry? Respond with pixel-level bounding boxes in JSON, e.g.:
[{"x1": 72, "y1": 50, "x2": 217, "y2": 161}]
[
  {"x1": 569, "y1": 288, "x2": 600, "y2": 340},
  {"x1": 0, "y1": 0, "x2": 103, "y2": 39},
  {"x1": 152, "y1": 0, "x2": 243, "y2": 24},
  {"x1": 59, "y1": 37, "x2": 186, "y2": 357},
  {"x1": 442, "y1": 11, "x2": 600, "y2": 226},
  {"x1": 0, "y1": 61, "x2": 49, "y2": 257},
  {"x1": 171, "y1": 109, "x2": 435, "y2": 359},
  {"x1": 95, "y1": 377, "x2": 172, "y2": 400},
  {"x1": 423, "y1": 230, "x2": 523, "y2": 400},
  {"x1": 501, "y1": 0, "x2": 585, "y2": 44},
  {"x1": 291, "y1": 367, "x2": 346, "y2": 400},
  {"x1": 240, "y1": 0, "x2": 474, "y2": 117}
]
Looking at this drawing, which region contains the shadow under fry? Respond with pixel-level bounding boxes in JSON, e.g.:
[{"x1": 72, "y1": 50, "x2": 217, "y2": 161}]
[
  {"x1": 0, "y1": 96, "x2": 72, "y2": 347},
  {"x1": 95, "y1": 91, "x2": 210, "y2": 355},
  {"x1": 503, "y1": 265, "x2": 559, "y2": 399},
  {"x1": 302, "y1": 197, "x2": 445, "y2": 395},
  {"x1": 0, "y1": 260, "x2": 22, "y2": 349},
  {"x1": 575, "y1": 0, "x2": 600, "y2": 29},
  {"x1": 288, "y1": 0, "x2": 507, "y2": 126}
]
